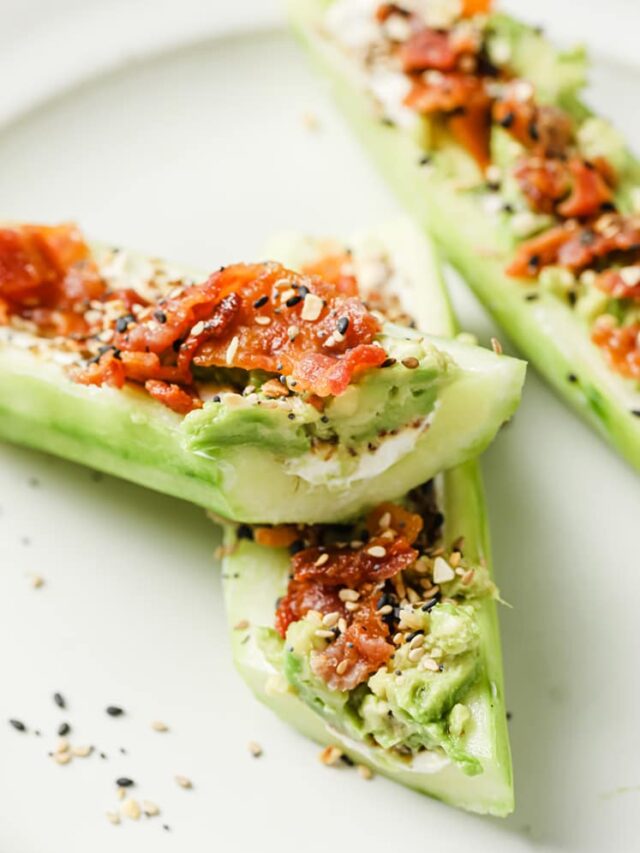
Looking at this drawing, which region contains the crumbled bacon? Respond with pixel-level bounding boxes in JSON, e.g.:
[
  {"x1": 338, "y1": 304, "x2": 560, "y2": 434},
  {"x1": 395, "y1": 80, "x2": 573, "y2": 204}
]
[
  {"x1": 507, "y1": 215, "x2": 640, "y2": 278},
  {"x1": 144, "y1": 380, "x2": 203, "y2": 415},
  {"x1": 513, "y1": 156, "x2": 613, "y2": 219},
  {"x1": 275, "y1": 504, "x2": 424, "y2": 691},
  {"x1": 592, "y1": 320, "x2": 640, "y2": 380},
  {"x1": 595, "y1": 268, "x2": 640, "y2": 302},
  {"x1": 0, "y1": 223, "x2": 105, "y2": 336},
  {"x1": 493, "y1": 97, "x2": 574, "y2": 157}
]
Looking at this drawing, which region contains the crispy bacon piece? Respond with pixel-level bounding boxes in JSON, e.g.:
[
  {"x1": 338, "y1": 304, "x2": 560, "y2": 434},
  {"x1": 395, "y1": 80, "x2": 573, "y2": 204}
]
[
  {"x1": 513, "y1": 156, "x2": 613, "y2": 219},
  {"x1": 144, "y1": 380, "x2": 202, "y2": 415},
  {"x1": 0, "y1": 223, "x2": 105, "y2": 336},
  {"x1": 301, "y1": 253, "x2": 358, "y2": 295},
  {"x1": 493, "y1": 97, "x2": 574, "y2": 157},
  {"x1": 592, "y1": 320, "x2": 640, "y2": 380},
  {"x1": 311, "y1": 604, "x2": 395, "y2": 692},
  {"x1": 595, "y1": 268, "x2": 640, "y2": 302},
  {"x1": 401, "y1": 29, "x2": 461, "y2": 73},
  {"x1": 275, "y1": 504, "x2": 424, "y2": 690},
  {"x1": 190, "y1": 263, "x2": 385, "y2": 397},
  {"x1": 405, "y1": 73, "x2": 492, "y2": 168},
  {"x1": 507, "y1": 215, "x2": 640, "y2": 278}
]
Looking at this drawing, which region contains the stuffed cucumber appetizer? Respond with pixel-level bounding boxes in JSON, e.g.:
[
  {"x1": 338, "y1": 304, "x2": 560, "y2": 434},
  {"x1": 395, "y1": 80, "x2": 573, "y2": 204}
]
[
  {"x1": 0, "y1": 222, "x2": 523, "y2": 523},
  {"x1": 289, "y1": 0, "x2": 640, "y2": 469},
  {"x1": 223, "y1": 222, "x2": 513, "y2": 816}
]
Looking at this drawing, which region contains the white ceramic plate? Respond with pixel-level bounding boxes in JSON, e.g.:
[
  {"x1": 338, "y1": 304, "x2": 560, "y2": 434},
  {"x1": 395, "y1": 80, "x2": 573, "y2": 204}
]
[{"x1": 0, "y1": 3, "x2": 639, "y2": 852}]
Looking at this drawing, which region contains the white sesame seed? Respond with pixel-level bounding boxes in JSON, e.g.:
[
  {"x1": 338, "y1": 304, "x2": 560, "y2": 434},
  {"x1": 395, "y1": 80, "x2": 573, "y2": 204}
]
[
  {"x1": 357, "y1": 764, "x2": 374, "y2": 780},
  {"x1": 255, "y1": 316, "x2": 271, "y2": 326},
  {"x1": 301, "y1": 293, "x2": 323, "y2": 321},
  {"x1": 378, "y1": 604, "x2": 393, "y2": 615},
  {"x1": 175, "y1": 775, "x2": 193, "y2": 789},
  {"x1": 30, "y1": 575, "x2": 45, "y2": 589},
  {"x1": 248, "y1": 741, "x2": 263, "y2": 758},
  {"x1": 378, "y1": 512, "x2": 391, "y2": 529},
  {"x1": 491, "y1": 337, "x2": 503, "y2": 355},
  {"x1": 338, "y1": 588, "x2": 359, "y2": 602},
  {"x1": 338, "y1": 618, "x2": 348, "y2": 634},
  {"x1": 462, "y1": 569, "x2": 475, "y2": 586},
  {"x1": 71, "y1": 745, "x2": 92, "y2": 757},
  {"x1": 151, "y1": 720, "x2": 169, "y2": 732},
  {"x1": 344, "y1": 601, "x2": 359, "y2": 612},
  {"x1": 409, "y1": 633, "x2": 425, "y2": 649},
  {"x1": 335, "y1": 660, "x2": 349, "y2": 676},
  {"x1": 287, "y1": 325, "x2": 300, "y2": 340},
  {"x1": 234, "y1": 619, "x2": 250, "y2": 631},
  {"x1": 191, "y1": 321, "x2": 205, "y2": 336},
  {"x1": 421, "y1": 657, "x2": 440, "y2": 672},
  {"x1": 121, "y1": 798, "x2": 141, "y2": 820},
  {"x1": 225, "y1": 336, "x2": 239, "y2": 364},
  {"x1": 367, "y1": 545, "x2": 386, "y2": 558},
  {"x1": 408, "y1": 647, "x2": 425, "y2": 663},
  {"x1": 106, "y1": 811, "x2": 121, "y2": 825},
  {"x1": 314, "y1": 553, "x2": 329, "y2": 567},
  {"x1": 433, "y1": 556, "x2": 455, "y2": 584},
  {"x1": 116, "y1": 787, "x2": 126, "y2": 801},
  {"x1": 393, "y1": 632, "x2": 403, "y2": 645},
  {"x1": 54, "y1": 751, "x2": 71, "y2": 765},
  {"x1": 142, "y1": 800, "x2": 160, "y2": 817},
  {"x1": 315, "y1": 629, "x2": 336, "y2": 639},
  {"x1": 56, "y1": 737, "x2": 70, "y2": 754},
  {"x1": 322, "y1": 611, "x2": 340, "y2": 628}
]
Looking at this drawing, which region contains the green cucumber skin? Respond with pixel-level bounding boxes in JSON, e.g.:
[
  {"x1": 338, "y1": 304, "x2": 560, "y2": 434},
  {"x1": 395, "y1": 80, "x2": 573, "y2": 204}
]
[
  {"x1": 289, "y1": 0, "x2": 640, "y2": 472},
  {"x1": 223, "y1": 219, "x2": 514, "y2": 815}
]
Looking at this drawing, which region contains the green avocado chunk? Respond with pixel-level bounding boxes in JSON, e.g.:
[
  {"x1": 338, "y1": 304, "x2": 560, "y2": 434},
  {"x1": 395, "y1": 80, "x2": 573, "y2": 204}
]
[
  {"x1": 0, "y1": 225, "x2": 524, "y2": 523},
  {"x1": 289, "y1": 0, "x2": 640, "y2": 471},
  {"x1": 222, "y1": 221, "x2": 514, "y2": 817}
]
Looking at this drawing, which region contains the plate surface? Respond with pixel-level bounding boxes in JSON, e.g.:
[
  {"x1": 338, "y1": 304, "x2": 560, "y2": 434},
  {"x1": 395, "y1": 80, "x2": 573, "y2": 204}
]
[{"x1": 0, "y1": 8, "x2": 639, "y2": 853}]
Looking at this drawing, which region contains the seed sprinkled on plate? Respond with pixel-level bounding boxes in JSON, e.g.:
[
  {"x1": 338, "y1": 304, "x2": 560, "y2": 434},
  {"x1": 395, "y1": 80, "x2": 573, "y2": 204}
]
[
  {"x1": 378, "y1": 512, "x2": 391, "y2": 529},
  {"x1": 314, "y1": 553, "x2": 329, "y2": 567},
  {"x1": 225, "y1": 335, "x2": 239, "y2": 364},
  {"x1": 233, "y1": 619, "x2": 250, "y2": 631},
  {"x1": 121, "y1": 798, "x2": 141, "y2": 820},
  {"x1": 106, "y1": 811, "x2": 120, "y2": 825},
  {"x1": 319, "y1": 745, "x2": 342, "y2": 766},
  {"x1": 72, "y1": 745, "x2": 92, "y2": 757},
  {"x1": 175, "y1": 775, "x2": 193, "y2": 789},
  {"x1": 57, "y1": 722, "x2": 70, "y2": 736},
  {"x1": 53, "y1": 692, "x2": 66, "y2": 710},
  {"x1": 106, "y1": 705, "x2": 124, "y2": 717},
  {"x1": 116, "y1": 777, "x2": 134, "y2": 788},
  {"x1": 30, "y1": 575, "x2": 45, "y2": 589},
  {"x1": 142, "y1": 800, "x2": 160, "y2": 817},
  {"x1": 151, "y1": 720, "x2": 169, "y2": 733},
  {"x1": 255, "y1": 316, "x2": 271, "y2": 326},
  {"x1": 9, "y1": 719, "x2": 26, "y2": 732},
  {"x1": 56, "y1": 737, "x2": 70, "y2": 754},
  {"x1": 357, "y1": 764, "x2": 374, "y2": 780},
  {"x1": 336, "y1": 660, "x2": 349, "y2": 676},
  {"x1": 322, "y1": 611, "x2": 340, "y2": 628},
  {"x1": 116, "y1": 787, "x2": 126, "y2": 801},
  {"x1": 248, "y1": 741, "x2": 263, "y2": 758},
  {"x1": 315, "y1": 629, "x2": 336, "y2": 639},
  {"x1": 54, "y1": 751, "x2": 71, "y2": 765}
]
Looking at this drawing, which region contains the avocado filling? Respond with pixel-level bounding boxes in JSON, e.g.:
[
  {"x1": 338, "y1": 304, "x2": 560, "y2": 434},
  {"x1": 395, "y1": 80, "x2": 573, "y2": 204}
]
[
  {"x1": 252, "y1": 486, "x2": 498, "y2": 774},
  {"x1": 323, "y1": 0, "x2": 640, "y2": 385}
]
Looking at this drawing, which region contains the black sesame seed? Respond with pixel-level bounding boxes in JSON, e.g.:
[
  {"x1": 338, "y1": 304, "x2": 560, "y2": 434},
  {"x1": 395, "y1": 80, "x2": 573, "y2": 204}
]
[
  {"x1": 298, "y1": 285, "x2": 309, "y2": 298},
  {"x1": 340, "y1": 754, "x2": 355, "y2": 767},
  {"x1": 421, "y1": 596, "x2": 439, "y2": 612},
  {"x1": 600, "y1": 201, "x2": 616, "y2": 212},
  {"x1": 119, "y1": 747, "x2": 127, "y2": 755},
  {"x1": 525, "y1": 293, "x2": 539, "y2": 301},
  {"x1": 381, "y1": 357, "x2": 397, "y2": 368},
  {"x1": 381, "y1": 117, "x2": 395, "y2": 127},
  {"x1": 499, "y1": 111, "x2": 515, "y2": 129},
  {"x1": 163, "y1": 825, "x2": 171, "y2": 832},
  {"x1": 418, "y1": 154, "x2": 432, "y2": 166},
  {"x1": 253, "y1": 295, "x2": 269, "y2": 309},
  {"x1": 567, "y1": 373, "x2": 578, "y2": 383},
  {"x1": 285, "y1": 294, "x2": 302, "y2": 308},
  {"x1": 100, "y1": 752, "x2": 107, "y2": 759},
  {"x1": 289, "y1": 539, "x2": 305, "y2": 555},
  {"x1": 53, "y1": 692, "x2": 66, "y2": 709},
  {"x1": 115, "y1": 314, "x2": 135, "y2": 333},
  {"x1": 212, "y1": 395, "x2": 221, "y2": 403},
  {"x1": 528, "y1": 254, "x2": 541, "y2": 269},
  {"x1": 405, "y1": 629, "x2": 424, "y2": 642},
  {"x1": 237, "y1": 525, "x2": 253, "y2": 541},
  {"x1": 106, "y1": 706, "x2": 124, "y2": 717},
  {"x1": 153, "y1": 310, "x2": 167, "y2": 323},
  {"x1": 528, "y1": 121, "x2": 539, "y2": 141},
  {"x1": 337, "y1": 317, "x2": 349, "y2": 335},
  {"x1": 116, "y1": 777, "x2": 134, "y2": 787},
  {"x1": 287, "y1": 413, "x2": 295, "y2": 420},
  {"x1": 502, "y1": 203, "x2": 515, "y2": 214},
  {"x1": 57, "y1": 722, "x2": 71, "y2": 737},
  {"x1": 506, "y1": 711, "x2": 513, "y2": 720},
  {"x1": 320, "y1": 415, "x2": 329, "y2": 424},
  {"x1": 9, "y1": 719, "x2": 26, "y2": 732},
  {"x1": 632, "y1": 410, "x2": 640, "y2": 417}
]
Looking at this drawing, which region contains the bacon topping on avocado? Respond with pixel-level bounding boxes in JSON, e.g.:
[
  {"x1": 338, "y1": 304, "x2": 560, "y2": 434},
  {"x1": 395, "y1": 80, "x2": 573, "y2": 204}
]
[
  {"x1": 275, "y1": 504, "x2": 423, "y2": 691},
  {"x1": 0, "y1": 226, "x2": 388, "y2": 414}
]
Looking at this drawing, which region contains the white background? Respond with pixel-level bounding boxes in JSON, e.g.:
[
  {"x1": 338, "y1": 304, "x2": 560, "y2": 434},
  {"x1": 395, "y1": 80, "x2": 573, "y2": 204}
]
[{"x1": 0, "y1": 2, "x2": 639, "y2": 852}]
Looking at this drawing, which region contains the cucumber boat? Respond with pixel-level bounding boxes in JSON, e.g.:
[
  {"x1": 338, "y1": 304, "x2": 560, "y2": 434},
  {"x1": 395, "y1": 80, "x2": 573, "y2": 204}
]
[
  {"x1": 223, "y1": 220, "x2": 514, "y2": 816},
  {"x1": 288, "y1": 0, "x2": 640, "y2": 470},
  {"x1": 0, "y1": 221, "x2": 523, "y2": 523}
]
